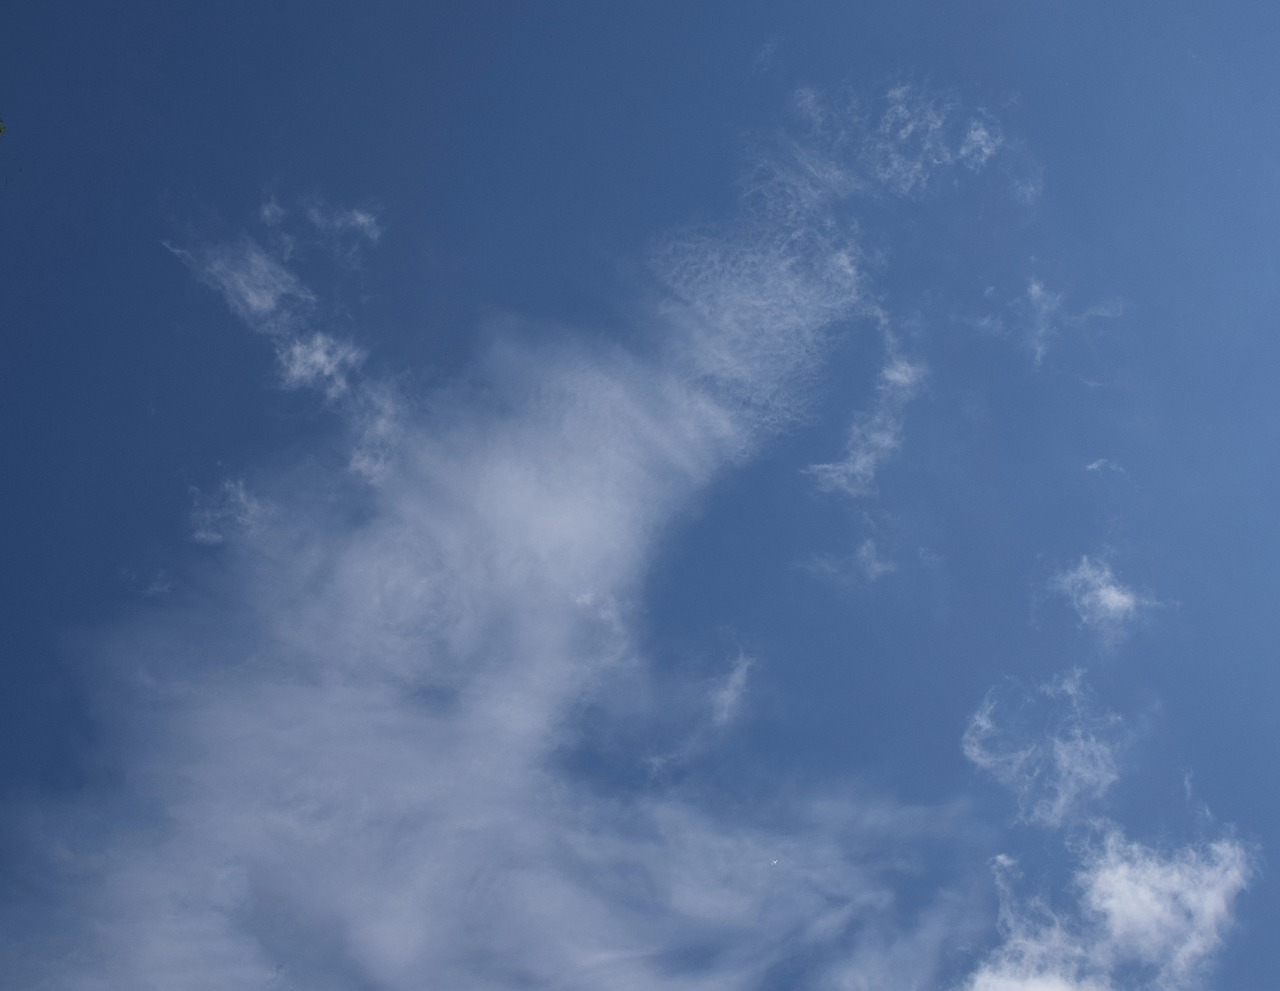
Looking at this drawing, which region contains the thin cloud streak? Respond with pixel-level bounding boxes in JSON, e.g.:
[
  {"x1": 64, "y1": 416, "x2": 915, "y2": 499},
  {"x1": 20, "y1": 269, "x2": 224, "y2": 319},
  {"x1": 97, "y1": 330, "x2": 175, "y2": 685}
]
[
  {"x1": 807, "y1": 342, "x2": 926, "y2": 497},
  {"x1": 167, "y1": 233, "x2": 366, "y2": 399}
]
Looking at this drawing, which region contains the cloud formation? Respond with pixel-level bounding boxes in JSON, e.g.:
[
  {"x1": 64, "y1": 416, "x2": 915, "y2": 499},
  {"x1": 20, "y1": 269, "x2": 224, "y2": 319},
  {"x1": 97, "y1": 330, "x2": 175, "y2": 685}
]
[
  {"x1": 966, "y1": 279, "x2": 1123, "y2": 363},
  {"x1": 1052, "y1": 557, "x2": 1154, "y2": 645},
  {"x1": 710, "y1": 652, "x2": 755, "y2": 728},
  {"x1": 807, "y1": 343, "x2": 927, "y2": 497},
  {"x1": 966, "y1": 833, "x2": 1252, "y2": 991},
  {"x1": 189, "y1": 478, "x2": 269, "y2": 546},
  {"x1": 963, "y1": 671, "x2": 1126, "y2": 828},
  {"x1": 964, "y1": 669, "x2": 1252, "y2": 990},
  {"x1": 3, "y1": 85, "x2": 1253, "y2": 991},
  {"x1": 167, "y1": 232, "x2": 368, "y2": 401},
  {"x1": 3, "y1": 89, "x2": 1013, "y2": 991},
  {"x1": 1020, "y1": 279, "x2": 1124, "y2": 364}
]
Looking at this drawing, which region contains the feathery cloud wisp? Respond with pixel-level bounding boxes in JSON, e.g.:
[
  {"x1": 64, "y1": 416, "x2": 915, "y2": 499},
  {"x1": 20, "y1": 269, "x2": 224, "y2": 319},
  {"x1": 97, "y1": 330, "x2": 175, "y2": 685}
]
[
  {"x1": 1052, "y1": 556, "x2": 1154, "y2": 645},
  {"x1": 807, "y1": 345, "x2": 927, "y2": 497},
  {"x1": 966, "y1": 833, "x2": 1252, "y2": 991},
  {"x1": 964, "y1": 670, "x2": 1126, "y2": 828},
  {"x1": 189, "y1": 479, "x2": 269, "y2": 546}
]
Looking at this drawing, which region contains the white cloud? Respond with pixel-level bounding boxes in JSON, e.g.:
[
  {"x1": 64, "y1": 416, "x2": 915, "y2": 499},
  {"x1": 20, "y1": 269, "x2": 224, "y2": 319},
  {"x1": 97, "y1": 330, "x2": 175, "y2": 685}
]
[
  {"x1": 14, "y1": 341, "x2": 984, "y2": 984},
  {"x1": 870, "y1": 84, "x2": 958, "y2": 195},
  {"x1": 1025, "y1": 278, "x2": 1065, "y2": 364},
  {"x1": 168, "y1": 235, "x2": 314, "y2": 328},
  {"x1": 1052, "y1": 557, "x2": 1154, "y2": 645},
  {"x1": 306, "y1": 203, "x2": 382, "y2": 243},
  {"x1": 169, "y1": 215, "x2": 375, "y2": 408},
  {"x1": 752, "y1": 38, "x2": 779, "y2": 73},
  {"x1": 965, "y1": 279, "x2": 1122, "y2": 363},
  {"x1": 190, "y1": 478, "x2": 269, "y2": 545},
  {"x1": 964, "y1": 667, "x2": 1252, "y2": 988},
  {"x1": 964, "y1": 670, "x2": 1126, "y2": 828},
  {"x1": 1018, "y1": 279, "x2": 1124, "y2": 364},
  {"x1": 807, "y1": 343, "x2": 926, "y2": 497},
  {"x1": 259, "y1": 196, "x2": 287, "y2": 228},
  {"x1": 966, "y1": 832, "x2": 1252, "y2": 991},
  {"x1": 855, "y1": 537, "x2": 897, "y2": 580},
  {"x1": 278, "y1": 331, "x2": 366, "y2": 398},
  {"x1": 652, "y1": 185, "x2": 867, "y2": 430},
  {"x1": 959, "y1": 118, "x2": 1003, "y2": 169},
  {"x1": 802, "y1": 534, "x2": 899, "y2": 586},
  {"x1": 1083, "y1": 833, "x2": 1252, "y2": 985},
  {"x1": 710, "y1": 652, "x2": 754, "y2": 727},
  {"x1": 783, "y1": 83, "x2": 1007, "y2": 202},
  {"x1": 19, "y1": 111, "x2": 1009, "y2": 985},
  {"x1": 10, "y1": 87, "x2": 1250, "y2": 991}
]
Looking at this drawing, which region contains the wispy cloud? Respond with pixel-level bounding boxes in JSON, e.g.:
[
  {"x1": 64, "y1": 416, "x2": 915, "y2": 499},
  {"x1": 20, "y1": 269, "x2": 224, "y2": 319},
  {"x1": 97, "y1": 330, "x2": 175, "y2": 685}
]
[
  {"x1": 1022, "y1": 278, "x2": 1123, "y2": 364},
  {"x1": 278, "y1": 331, "x2": 366, "y2": 398},
  {"x1": 10, "y1": 93, "x2": 1014, "y2": 988},
  {"x1": 169, "y1": 235, "x2": 314, "y2": 328},
  {"x1": 967, "y1": 832, "x2": 1252, "y2": 991},
  {"x1": 654, "y1": 89, "x2": 980, "y2": 432},
  {"x1": 1024, "y1": 277, "x2": 1066, "y2": 364},
  {"x1": 644, "y1": 652, "x2": 762, "y2": 775},
  {"x1": 780, "y1": 82, "x2": 1008, "y2": 202},
  {"x1": 710, "y1": 652, "x2": 754, "y2": 727},
  {"x1": 652, "y1": 182, "x2": 866, "y2": 430},
  {"x1": 189, "y1": 478, "x2": 269, "y2": 546},
  {"x1": 305, "y1": 202, "x2": 382, "y2": 243},
  {"x1": 964, "y1": 670, "x2": 1126, "y2": 828},
  {"x1": 1052, "y1": 556, "x2": 1155, "y2": 645},
  {"x1": 806, "y1": 536, "x2": 899, "y2": 585},
  {"x1": 167, "y1": 227, "x2": 368, "y2": 401},
  {"x1": 1084, "y1": 458, "x2": 1126, "y2": 476},
  {"x1": 6, "y1": 83, "x2": 1250, "y2": 991},
  {"x1": 964, "y1": 666, "x2": 1252, "y2": 987},
  {"x1": 752, "y1": 38, "x2": 779, "y2": 73},
  {"x1": 14, "y1": 321, "x2": 985, "y2": 985},
  {"x1": 965, "y1": 279, "x2": 1123, "y2": 363},
  {"x1": 807, "y1": 341, "x2": 926, "y2": 497},
  {"x1": 871, "y1": 85, "x2": 1003, "y2": 194}
]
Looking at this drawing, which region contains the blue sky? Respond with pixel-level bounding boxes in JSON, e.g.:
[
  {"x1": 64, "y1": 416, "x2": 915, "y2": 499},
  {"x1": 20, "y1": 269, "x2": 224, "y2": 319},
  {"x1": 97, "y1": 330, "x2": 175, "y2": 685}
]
[{"x1": 3, "y1": 2, "x2": 1279, "y2": 988}]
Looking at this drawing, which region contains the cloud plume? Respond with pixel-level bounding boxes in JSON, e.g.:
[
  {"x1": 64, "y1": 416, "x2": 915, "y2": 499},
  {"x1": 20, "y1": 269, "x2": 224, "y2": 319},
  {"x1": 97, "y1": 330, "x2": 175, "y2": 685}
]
[
  {"x1": 1, "y1": 85, "x2": 1252, "y2": 991},
  {"x1": 2, "y1": 89, "x2": 1006, "y2": 991}
]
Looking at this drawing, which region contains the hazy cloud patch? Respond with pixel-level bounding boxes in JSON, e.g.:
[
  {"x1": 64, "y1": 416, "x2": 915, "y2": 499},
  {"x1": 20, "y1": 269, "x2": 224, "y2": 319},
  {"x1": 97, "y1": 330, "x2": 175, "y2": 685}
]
[
  {"x1": 964, "y1": 670, "x2": 1127, "y2": 828},
  {"x1": 1052, "y1": 557, "x2": 1155, "y2": 645},
  {"x1": 190, "y1": 479, "x2": 269, "y2": 546}
]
